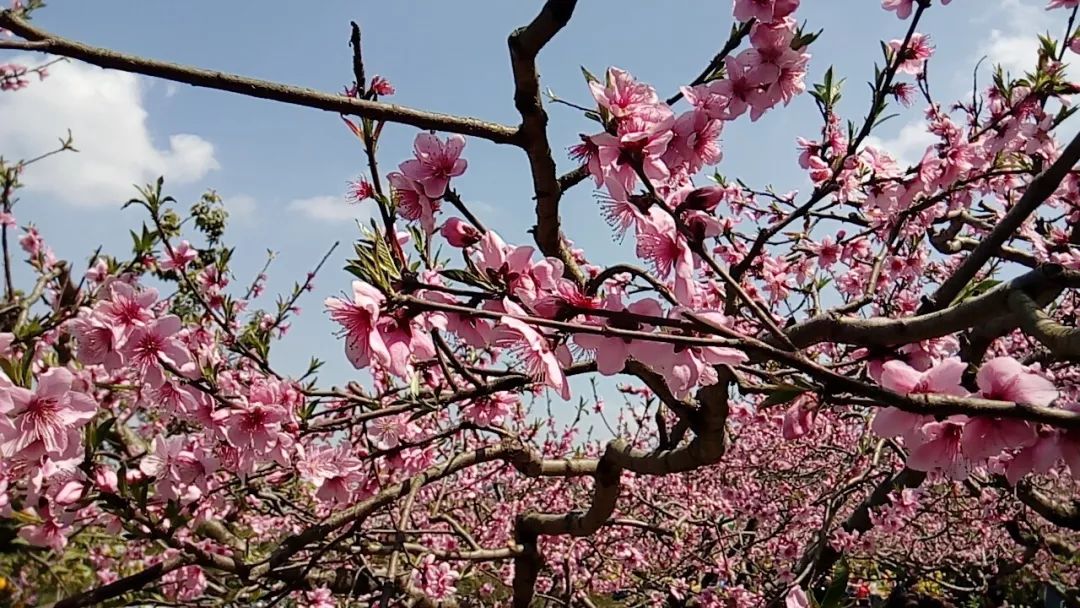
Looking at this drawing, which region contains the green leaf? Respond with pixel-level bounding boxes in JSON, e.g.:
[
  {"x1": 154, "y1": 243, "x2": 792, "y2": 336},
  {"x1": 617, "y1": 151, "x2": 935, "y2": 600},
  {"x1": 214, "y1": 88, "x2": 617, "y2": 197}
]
[
  {"x1": 92, "y1": 417, "x2": 117, "y2": 450},
  {"x1": 817, "y1": 560, "x2": 850, "y2": 608},
  {"x1": 873, "y1": 112, "x2": 900, "y2": 129},
  {"x1": 580, "y1": 65, "x2": 600, "y2": 85},
  {"x1": 130, "y1": 229, "x2": 145, "y2": 255},
  {"x1": 956, "y1": 278, "x2": 1001, "y2": 303},
  {"x1": 0, "y1": 358, "x2": 20, "y2": 388},
  {"x1": 760, "y1": 384, "x2": 809, "y2": 409},
  {"x1": 442, "y1": 268, "x2": 491, "y2": 290}
]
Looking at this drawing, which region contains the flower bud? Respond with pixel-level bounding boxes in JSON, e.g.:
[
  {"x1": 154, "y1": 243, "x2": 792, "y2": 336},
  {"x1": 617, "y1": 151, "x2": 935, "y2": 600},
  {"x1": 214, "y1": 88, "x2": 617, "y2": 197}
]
[
  {"x1": 440, "y1": 217, "x2": 481, "y2": 248},
  {"x1": 679, "y1": 185, "x2": 726, "y2": 213}
]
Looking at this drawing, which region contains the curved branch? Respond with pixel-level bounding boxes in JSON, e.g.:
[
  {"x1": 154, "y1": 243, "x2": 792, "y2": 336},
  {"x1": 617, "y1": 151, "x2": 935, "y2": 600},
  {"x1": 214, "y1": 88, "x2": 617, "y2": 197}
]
[
  {"x1": 0, "y1": 11, "x2": 519, "y2": 144},
  {"x1": 931, "y1": 231, "x2": 1039, "y2": 268},
  {"x1": 586, "y1": 263, "x2": 678, "y2": 304},
  {"x1": 511, "y1": 373, "x2": 731, "y2": 607},
  {"x1": 785, "y1": 265, "x2": 1078, "y2": 349},
  {"x1": 1008, "y1": 290, "x2": 1080, "y2": 358},
  {"x1": 1016, "y1": 480, "x2": 1080, "y2": 530},
  {"x1": 688, "y1": 311, "x2": 1080, "y2": 429},
  {"x1": 508, "y1": 0, "x2": 585, "y2": 284}
]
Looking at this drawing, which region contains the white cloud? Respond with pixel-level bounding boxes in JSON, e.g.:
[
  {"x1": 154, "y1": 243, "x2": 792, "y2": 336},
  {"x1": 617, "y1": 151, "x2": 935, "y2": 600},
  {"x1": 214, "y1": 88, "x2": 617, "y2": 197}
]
[
  {"x1": 977, "y1": 0, "x2": 1059, "y2": 77},
  {"x1": 286, "y1": 195, "x2": 374, "y2": 222},
  {"x1": 0, "y1": 56, "x2": 218, "y2": 206},
  {"x1": 865, "y1": 121, "x2": 936, "y2": 167}
]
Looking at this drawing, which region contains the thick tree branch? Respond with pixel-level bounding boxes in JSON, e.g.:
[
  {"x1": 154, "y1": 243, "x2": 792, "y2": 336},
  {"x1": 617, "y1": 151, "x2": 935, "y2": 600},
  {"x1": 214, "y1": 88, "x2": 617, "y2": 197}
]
[
  {"x1": 0, "y1": 11, "x2": 519, "y2": 144},
  {"x1": 508, "y1": 0, "x2": 585, "y2": 284},
  {"x1": 1008, "y1": 290, "x2": 1080, "y2": 358},
  {"x1": 926, "y1": 129, "x2": 1080, "y2": 311},
  {"x1": 784, "y1": 265, "x2": 1078, "y2": 349},
  {"x1": 42, "y1": 557, "x2": 189, "y2": 608},
  {"x1": 404, "y1": 290, "x2": 1080, "y2": 428},
  {"x1": 1005, "y1": 519, "x2": 1080, "y2": 558},
  {"x1": 1016, "y1": 480, "x2": 1080, "y2": 530}
]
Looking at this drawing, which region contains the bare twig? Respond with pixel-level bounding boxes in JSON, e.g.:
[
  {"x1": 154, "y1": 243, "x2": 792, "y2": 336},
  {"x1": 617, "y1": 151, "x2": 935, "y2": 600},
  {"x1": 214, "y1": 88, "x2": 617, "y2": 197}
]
[{"x1": 0, "y1": 11, "x2": 519, "y2": 144}]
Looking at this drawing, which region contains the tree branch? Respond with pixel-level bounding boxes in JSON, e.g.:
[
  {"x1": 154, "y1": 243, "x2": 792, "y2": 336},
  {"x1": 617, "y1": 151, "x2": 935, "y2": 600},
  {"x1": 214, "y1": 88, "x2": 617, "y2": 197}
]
[
  {"x1": 1008, "y1": 290, "x2": 1080, "y2": 358},
  {"x1": 511, "y1": 373, "x2": 731, "y2": 607},
  {"x1": 42, "y1": 557, "x2": 189, "y2": 608},
  {"x1": 508, "y1": 0, "x2": 585, "y2": 284},
  {"x1": 0, "y1": 11, "x2": 519, "y2": 144},
  {"x1": 784, "y1": 265, "x2": 1078, "y2": 349},
  {"x1": 1016, "y1": 480, "x2": 1080, "y2": 530},
  {"x1": 925, "y1": 129, "x2": 1080, "y2": 311}
]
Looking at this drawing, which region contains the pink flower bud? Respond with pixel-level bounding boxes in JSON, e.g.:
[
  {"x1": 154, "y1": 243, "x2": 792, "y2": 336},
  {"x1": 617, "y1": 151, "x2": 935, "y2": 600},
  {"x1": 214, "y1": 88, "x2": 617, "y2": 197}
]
[
  {"x1": 680, "y1": 185, "x2": 726, "y2": 213},
  {"x1": 54, "y1": 480, "x2": 85, "y2": 505},
  {"x1": 95, "y1": 467, "x2": 119, "y2": 493},
  {"x1": 440, "y1": 217, "x2": 481, "y2": 248}
]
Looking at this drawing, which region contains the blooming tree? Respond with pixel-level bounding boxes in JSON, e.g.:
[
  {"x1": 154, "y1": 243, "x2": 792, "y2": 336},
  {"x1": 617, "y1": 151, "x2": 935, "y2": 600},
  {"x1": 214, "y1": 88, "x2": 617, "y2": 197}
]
[{"x1": 2, "y1": 0, "x2": 1080, "y2": 606}]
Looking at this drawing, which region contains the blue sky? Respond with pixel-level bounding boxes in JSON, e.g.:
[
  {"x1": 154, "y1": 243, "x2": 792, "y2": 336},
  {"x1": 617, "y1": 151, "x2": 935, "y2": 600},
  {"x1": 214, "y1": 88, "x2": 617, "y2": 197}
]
[{"x1": 0, "y1": 0, "x2": 1070, "y2": 387}]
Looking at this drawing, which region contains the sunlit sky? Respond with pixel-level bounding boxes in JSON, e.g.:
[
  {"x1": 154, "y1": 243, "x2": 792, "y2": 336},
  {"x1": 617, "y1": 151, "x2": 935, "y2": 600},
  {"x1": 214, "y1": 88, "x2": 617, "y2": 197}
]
[{"x1": 0, "y1": 0, "x2": 1071, "y2": 390}]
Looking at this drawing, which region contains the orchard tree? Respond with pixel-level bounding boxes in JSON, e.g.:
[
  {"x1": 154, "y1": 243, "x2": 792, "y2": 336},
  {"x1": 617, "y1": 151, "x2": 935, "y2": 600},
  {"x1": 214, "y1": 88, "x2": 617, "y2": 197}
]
[{"x1": 2, "y1": 0, "x2": 1080, "y2": 606}]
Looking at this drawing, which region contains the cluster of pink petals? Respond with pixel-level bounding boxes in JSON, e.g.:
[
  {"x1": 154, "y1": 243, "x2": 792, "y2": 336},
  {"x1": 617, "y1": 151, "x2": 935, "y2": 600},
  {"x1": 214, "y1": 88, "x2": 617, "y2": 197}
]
[
  {"x1": 0, "y1": 62, "x2": 30, "y2": 91},
  {"x1": 70, "y1": 282, "x2": 194, "y2": 388},
  {"x1": 882, "y1": 0, "x2": 953, "y2": 19},
  {"x1": 411, "y1": 553, "x2": 460, "y2": 600},
  {"x1": 460, "y1": 392, "x2": 517, "y2": 426},
  {"x1": 888, "y1": 32, "x2": 935, "y2": 75},
  {"x1": 567, "y1": 22, "x2": 809, "y2": 309},
  {"x1": 0, "y1": 253, "x2": 324, "y2": 552},
  {"x1": 160, "y1": 240, "x2": 198, "y2": 271},
  {"x1": 0, "y1": 367, "x2": 95, "y2": 462},
  {"x1": 139, "y1": 435, "x2": 217, "y2": 502},
  {"x1": 387, "y1": 133, "x2": 467, "y2": 235},
  {"x1": 326, "y1": 279, "x2": 441, "y2": 380},
  {"x1": 868, "y1": 357, "x2": 1069, "y2": 481},
  {"x1": 296, "y1": 443, "x2": 368, "y2": 504},
  {"x1": 682, "y1": 18, "x2": 810, "y2": 123}
]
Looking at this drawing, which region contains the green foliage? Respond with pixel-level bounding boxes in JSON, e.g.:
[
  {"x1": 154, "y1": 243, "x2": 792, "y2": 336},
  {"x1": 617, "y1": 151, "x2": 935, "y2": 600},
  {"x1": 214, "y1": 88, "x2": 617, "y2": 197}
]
[
  {"x1": 190, "y1": 190, "x2": 230, "y2": 245},
  {"x1": 810, "y1": 66, "x2": 844, "y2": 117},
  {"x1": 817, "y1": 560, "x2": 851, "y2": 608}
]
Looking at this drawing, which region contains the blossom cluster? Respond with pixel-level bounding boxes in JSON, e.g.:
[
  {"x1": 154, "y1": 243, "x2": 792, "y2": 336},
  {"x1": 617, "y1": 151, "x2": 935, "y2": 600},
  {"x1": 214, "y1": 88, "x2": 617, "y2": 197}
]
[{"x1": 3, "y1": 0, "x2": 1080, "y2": 605}]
